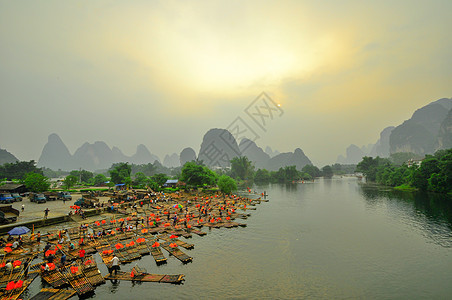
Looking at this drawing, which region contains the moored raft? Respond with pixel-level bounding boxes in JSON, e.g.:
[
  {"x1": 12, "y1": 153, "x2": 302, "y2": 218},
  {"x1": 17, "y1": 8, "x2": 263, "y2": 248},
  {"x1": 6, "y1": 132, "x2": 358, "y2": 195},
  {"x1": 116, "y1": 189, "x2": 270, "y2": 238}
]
[
  {"x1": 30, "y1": 288, "x2": 76, "y2": 300},
  {"x1": 104, "y1": 271, "x2": 184, "y2": 284},
  {"x1": 189, "y1": 229, "x2": 207, "y2": 236},
  {"x1": 0, "y1": 273, "x2": 39, "y2": 300},
  {"x1": 147, "y1": 241, "x2": 167, "y2": 265},
  {"x1": 81, "y1": 256, "x2": 105, "y2": 286},
  {"x1": 41, "y1": 269, "x2": 68, "y2": 288},
  {"x1": 60, "y1": 263, "x2": 94, "y2": 295},
  {"x1": 157, "y1": 234, "x2": 194, "y2": 250},
  {"x1": 160, "y1": 241, "x2": 192, "y2": 264}
]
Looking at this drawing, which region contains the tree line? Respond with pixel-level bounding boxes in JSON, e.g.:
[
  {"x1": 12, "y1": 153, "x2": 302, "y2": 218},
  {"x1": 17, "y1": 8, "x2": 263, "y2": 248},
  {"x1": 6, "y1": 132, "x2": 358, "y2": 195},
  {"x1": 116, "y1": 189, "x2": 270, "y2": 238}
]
[
  {"x1": 227, "y1": 156, "x2": 340, "y2": 185},
  {"x1": 356, "y1": 149, "x2": 452, "y2": 194},
  {"x1": 1, "y1": 157, "x2": 351, "y2": 194}
]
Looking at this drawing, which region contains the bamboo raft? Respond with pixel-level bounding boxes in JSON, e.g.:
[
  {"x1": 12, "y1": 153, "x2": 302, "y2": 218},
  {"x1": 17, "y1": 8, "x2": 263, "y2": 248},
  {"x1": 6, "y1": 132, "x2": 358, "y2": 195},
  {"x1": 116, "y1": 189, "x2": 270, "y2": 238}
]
[
  {"x1": 60, "y1": 263, "x2": 94, "y2": 295},
  {"x1": 135, "y1": 241, "x2": 150, "y2": 256},
  {"x1": 41, "y1": 269, "x2": 68, "y2": 288},
  {"x1": 104, "y1": 271, "x2": 184, "y2": 284},
  {"x1": 189, "y1": 229, "x2": 207, "y2": 236},
  {"x1": 81, "y1": 256, "x2": 105, "y2": 286},
  {"x1": 158, "y1": 234, "x2": 194, "y2": 250},
  {"x1": 0, "y1": 273, "x2": 38, "y2": 300},
  {"x1": 160, "y1": 242, "x2": 192, "y2": 263},
  {"x1": 30, "y1": 288, "x2": 76, "y2": 300},
  {"x1": 114, "y1": 246, "x2": 140, "y2": 263},
  {"x1": 147, "y1": 242, "x2": 167, "y2": 265}
]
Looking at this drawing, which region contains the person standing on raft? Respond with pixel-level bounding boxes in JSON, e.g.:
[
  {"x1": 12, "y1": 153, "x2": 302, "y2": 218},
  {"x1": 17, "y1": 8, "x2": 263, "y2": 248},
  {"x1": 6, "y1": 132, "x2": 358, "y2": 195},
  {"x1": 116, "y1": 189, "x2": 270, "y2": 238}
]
[{"x1": 110, "y1": 255, "x2": 120, "y2": 276}]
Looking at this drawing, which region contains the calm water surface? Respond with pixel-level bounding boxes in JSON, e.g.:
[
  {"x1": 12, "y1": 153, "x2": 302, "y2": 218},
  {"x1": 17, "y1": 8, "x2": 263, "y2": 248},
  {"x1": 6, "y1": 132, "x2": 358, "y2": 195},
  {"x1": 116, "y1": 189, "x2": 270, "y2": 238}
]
[{"x1": 25, "y1": 178, "x2": 452, "y2": 299}]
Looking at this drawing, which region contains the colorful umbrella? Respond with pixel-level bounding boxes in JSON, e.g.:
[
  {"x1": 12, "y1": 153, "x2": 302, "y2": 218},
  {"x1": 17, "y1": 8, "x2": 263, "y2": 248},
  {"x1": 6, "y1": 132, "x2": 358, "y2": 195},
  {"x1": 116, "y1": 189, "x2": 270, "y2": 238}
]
[
  {"x1": 173, "y1": 204, "x2": 183, "y2": 209},
  {"x1": 8, "y1": 226, "x2": 30, "y2": 236}
]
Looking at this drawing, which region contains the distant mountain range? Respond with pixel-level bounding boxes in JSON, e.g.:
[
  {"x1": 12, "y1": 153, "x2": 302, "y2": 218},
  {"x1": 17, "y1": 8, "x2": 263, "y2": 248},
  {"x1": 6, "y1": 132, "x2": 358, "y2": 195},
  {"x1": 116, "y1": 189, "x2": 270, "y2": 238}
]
[
  {"x1": 337, "y1": 97, "x2": 452, "y2": 164},
  {"x1": 197, "y1": 129, "x2": 311, "y2": 170},
  {"x1": 37, "y1": 133, "x2": 161, "y2": 171},
  {"x1": 30, "y1": 128, "x2": 311, "y2": 172},
  {"x1": 10, "y1": 97, "x2": 448, "y2": 171}
]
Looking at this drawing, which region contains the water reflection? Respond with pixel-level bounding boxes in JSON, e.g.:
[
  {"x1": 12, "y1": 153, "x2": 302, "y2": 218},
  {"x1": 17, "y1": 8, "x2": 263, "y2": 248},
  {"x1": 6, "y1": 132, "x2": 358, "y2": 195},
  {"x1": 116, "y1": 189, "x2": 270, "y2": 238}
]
[{"x1": 359, "y1": 184, "x2": 452, "y2": 247}]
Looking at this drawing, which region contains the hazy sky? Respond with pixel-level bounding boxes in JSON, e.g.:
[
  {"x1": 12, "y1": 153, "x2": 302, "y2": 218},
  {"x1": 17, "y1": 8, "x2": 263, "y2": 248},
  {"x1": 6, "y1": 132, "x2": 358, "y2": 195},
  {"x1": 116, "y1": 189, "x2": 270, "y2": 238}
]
[{"x1": 1, "y1": 0, "x2": 451, "y2": 167}]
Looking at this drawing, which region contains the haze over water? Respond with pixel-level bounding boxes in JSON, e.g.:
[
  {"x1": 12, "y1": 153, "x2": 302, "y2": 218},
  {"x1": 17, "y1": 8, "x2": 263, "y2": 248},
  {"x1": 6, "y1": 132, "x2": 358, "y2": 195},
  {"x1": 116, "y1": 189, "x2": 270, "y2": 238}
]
[{"x1": 25, "y1": 178, "x2": 452, "y2": 299}]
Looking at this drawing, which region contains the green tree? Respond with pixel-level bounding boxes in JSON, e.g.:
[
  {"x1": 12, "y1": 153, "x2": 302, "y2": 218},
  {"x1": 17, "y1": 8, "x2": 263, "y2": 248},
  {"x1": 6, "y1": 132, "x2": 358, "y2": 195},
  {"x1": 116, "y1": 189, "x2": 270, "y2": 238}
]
[
  {"x1": 93, "y1": 174, "x2": 108, "y2": 186},
  {"x1": 300, "y1": 172, "x2": 313, "y2": 180},
  {"x1": 217, "y1": 175, "x2": 237, "y2": 194},
  {"x1": 356, "y1": 156, "x2": 390, "y2": 181},
  {"x1": 109, "y1": 163, "x2": 132, "y2": 184},
  {"x1": 70, "y1": 170, "x2": 94, "y2": 183},
  {"x1": 269, "y1": 166, "x2": 300, "y2": 183},
  {"x1": 254, "y1": 169, "x2": 271, "y2": 184},
  {"x1": 322, "y1": 165, "x2": 333, "y2": 178},
  {"x1": 230, "y1": 156, "x2": 255, "y2": 181},
  {"x1": 24, "y1": 172, "x2": 50, "y2": 193},
  {"x1": 151, "y1": 173, "x2": 169, "y2": 186},
  {"x1": 0, "y1": 160, "x2": 43, "y2": 180},
  {"x1": 302, "y1": 164, "x2": 321, "y2": 178},
  {"x1": 63, "y1": 175, "x2": 78, "y2": 190},
  {"x1": 411, "y1": 156, "x2": 439, "y2": 191},
  {"x1": 134, "y1": 172, "x2": 151, "y2": 188},
  {"x1": 180, "y1": 161, "x2": 217, "y2": 187},
  {"x1": 271, "y1": 169, "x2": 285, "y2": 183},
  {"x1": 285, "y1": 166, "x2": 299, "y2": 181}
]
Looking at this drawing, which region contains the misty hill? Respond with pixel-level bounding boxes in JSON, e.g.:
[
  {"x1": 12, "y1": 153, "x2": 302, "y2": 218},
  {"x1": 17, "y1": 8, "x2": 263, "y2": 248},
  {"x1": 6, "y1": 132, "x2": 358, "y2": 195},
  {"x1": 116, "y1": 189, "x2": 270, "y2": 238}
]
[
  {"x1": 130, "y1": 144, "x2": 160, "y2": 165},
  {"x1": 73, "y1": 141, "x2": 114, "y2": 170},
  {"x1": 180, "y1": 147, "x2": 197, "y2": 165},
  {"x1": 265, "y1": 146, "x2": 280, "y2": 158},
  {"x1": 198, "y1": 128, "x2": 241, "y2": 167},
  {"x1": 163, "y1": 153, "x2": 180, "y2": 168},
  {"x1": 0, "y1": 148, "x2": 19, "y2": 165},
  {"x1": 239, "y1": 138, "x2": 270, "y2": 169},
  {"x1": 337, "y1": 144, "x2": 367, "y2": 165},
  {"x1": 390, "y1": 98, "x2": 452, "y2": 155},
  {"x1": 38, "y1": 134, "x2": 160, "y2": 171},
  {"x1": 38, "y1": 133, "x2": 74, "y2": 170},
  {"x1": 197, "y1": 128, "x2": 312, "y2": 170},
  {"x1": 266, "y1": 148, "x2": 312, "y2": 171},
  {"x1": 369, "y1": 126, "x2": 394, "y2": 157},
  {"x1": 337, "y1": 97, "x2": 452, "y2": 163},
  {"x1": 436, "y1": 107, "x2": 452, "y2": 150}
]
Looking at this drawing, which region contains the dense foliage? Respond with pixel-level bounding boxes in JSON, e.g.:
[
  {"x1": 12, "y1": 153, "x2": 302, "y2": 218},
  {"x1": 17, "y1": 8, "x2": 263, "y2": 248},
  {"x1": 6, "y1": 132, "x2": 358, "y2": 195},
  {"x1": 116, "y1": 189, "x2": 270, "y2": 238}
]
[
  {"x1": 230, "y1": 157, "x2": 255, "y2": 181},
  {"x1": 180, "y1": 161, "x2": 217, "y2": 187},
  {"x1": 0, "y1": 160, "x2": 43, "y2": 180},
  {"x1": 24, "y1": 172, "x2": 50, "y2": 193},
  {"x1": 93, "y1": 174, "x2": 108, "y2": 186},
  {"x1": 217, "y1": 175, "x2": 237, "y2": 194},
  {"x1": 63, "y1": 175, "x2": 78, "y2": 190},
  {"x1": 356, "y1": 149, "x2": 452, "y2": 194},
  {"x1": 109, "y1": 163, "x2": 132, "y2": 184},
  {"x1": 70, "y1": 170, "x2": 94, "y2": 183}
]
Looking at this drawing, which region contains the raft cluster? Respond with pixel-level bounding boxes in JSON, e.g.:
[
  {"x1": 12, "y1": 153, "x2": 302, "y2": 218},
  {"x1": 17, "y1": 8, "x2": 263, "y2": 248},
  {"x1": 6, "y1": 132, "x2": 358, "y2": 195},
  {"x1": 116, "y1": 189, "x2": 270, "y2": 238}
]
[{"x1": 0, "y1": 190, "x2": 267, "y2": 299}]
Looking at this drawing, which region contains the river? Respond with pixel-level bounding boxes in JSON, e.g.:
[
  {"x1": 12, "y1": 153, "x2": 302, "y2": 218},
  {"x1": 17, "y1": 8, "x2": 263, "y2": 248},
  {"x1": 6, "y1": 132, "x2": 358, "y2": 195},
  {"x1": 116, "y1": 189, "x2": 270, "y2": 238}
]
[{"x1": 24, "y1": 177, "x2": 452, "y2": 299}]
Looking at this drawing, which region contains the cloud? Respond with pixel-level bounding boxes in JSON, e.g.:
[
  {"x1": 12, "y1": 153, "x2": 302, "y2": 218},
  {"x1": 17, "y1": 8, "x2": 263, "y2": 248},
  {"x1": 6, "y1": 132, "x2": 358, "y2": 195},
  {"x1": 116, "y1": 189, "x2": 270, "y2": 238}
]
[{"x1": 1, "y1": 0, "x2": 451, "y2": 165}]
